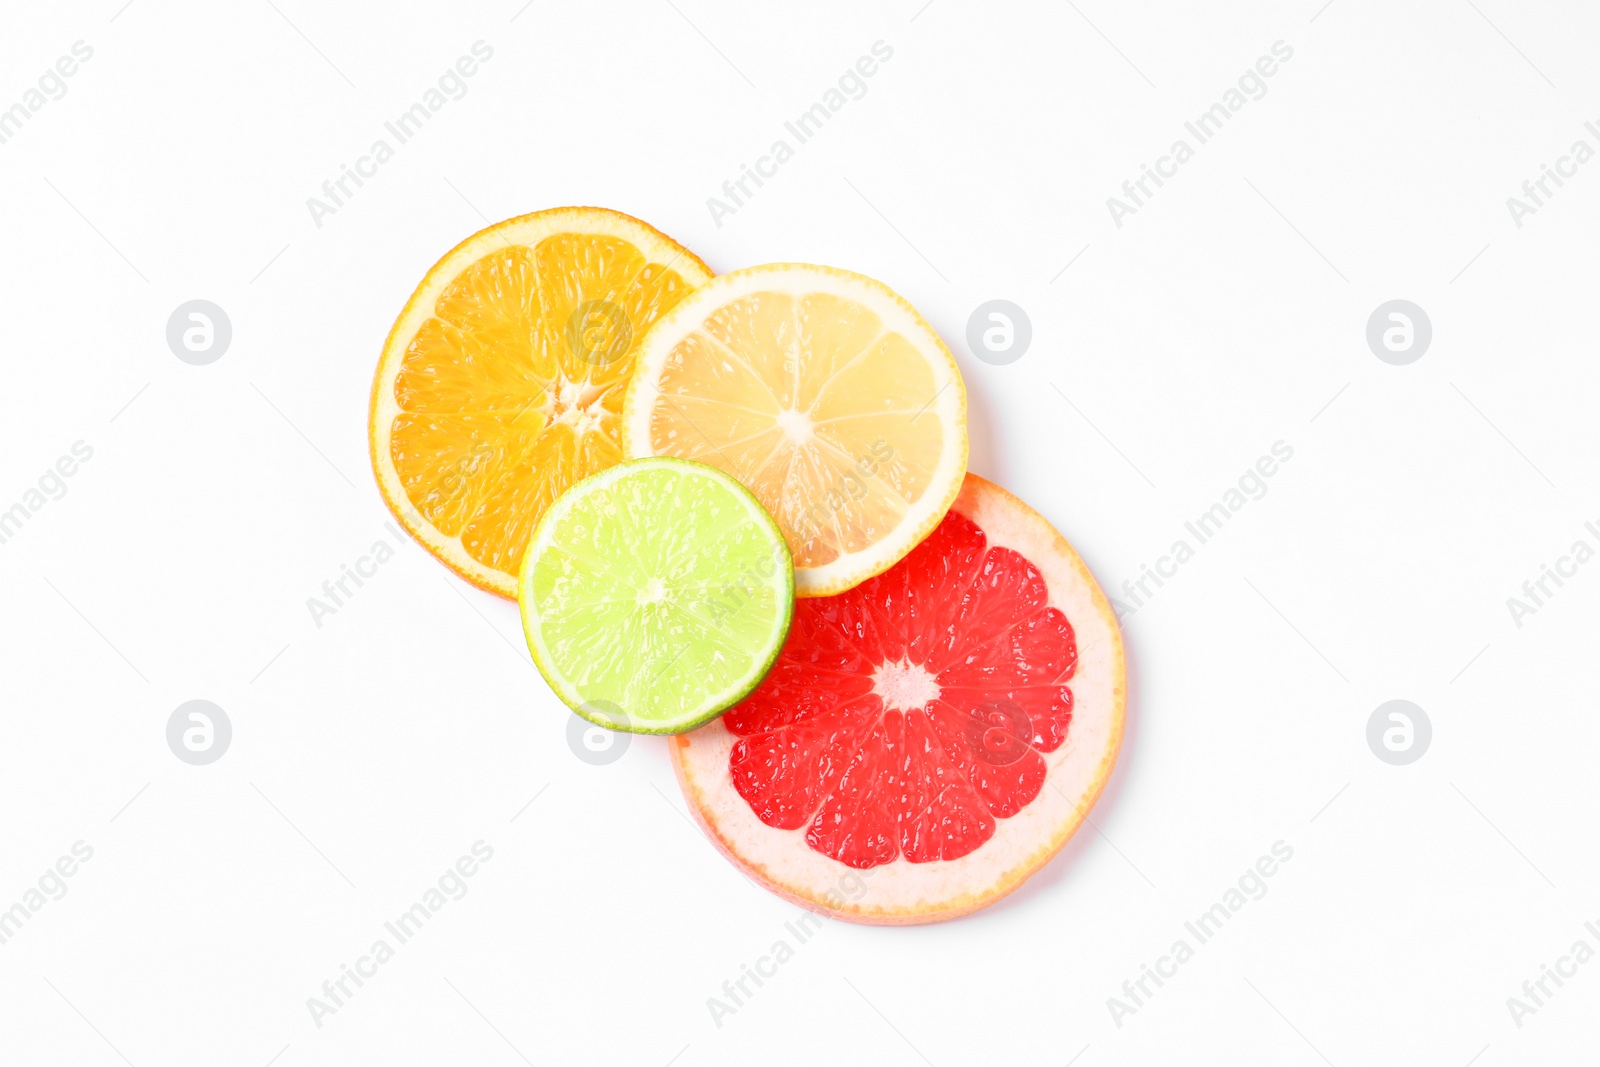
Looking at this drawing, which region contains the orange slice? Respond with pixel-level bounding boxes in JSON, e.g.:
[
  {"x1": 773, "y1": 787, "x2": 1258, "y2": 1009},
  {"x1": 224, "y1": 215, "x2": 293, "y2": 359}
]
[
  {"x1": 622, "y1": 264, "x2": 967, "y2": 597},
  {"x1": 369, "y1": 207, "x2": 713, "y2": 597}
]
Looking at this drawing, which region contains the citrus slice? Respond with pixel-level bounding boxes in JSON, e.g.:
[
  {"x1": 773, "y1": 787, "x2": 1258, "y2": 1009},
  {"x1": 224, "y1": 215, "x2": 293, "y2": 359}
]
[
  {"x1": 672, "y1": 473, "x2": 1125, "y2": 923},
  {"x1": 519, "y1": 457, "x2": 794, "y2": 734},
  {"x1": 370, "y1": 207, "x2": 714, "y2": 597},
  {"x1": 622, "y1": 264, "x2": 967, "y2": 598}
]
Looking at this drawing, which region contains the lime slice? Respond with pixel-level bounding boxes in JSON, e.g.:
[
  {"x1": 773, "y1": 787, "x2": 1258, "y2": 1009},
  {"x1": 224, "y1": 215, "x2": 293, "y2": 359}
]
[{"x1": 519, "y1": 457, "x2": 794, "y2": 734}]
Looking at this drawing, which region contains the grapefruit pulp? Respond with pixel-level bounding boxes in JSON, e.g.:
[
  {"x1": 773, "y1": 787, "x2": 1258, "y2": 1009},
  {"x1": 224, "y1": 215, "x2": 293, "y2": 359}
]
[{"x1": 672, "y1": 473, "x2": 1125, "y2": 923}]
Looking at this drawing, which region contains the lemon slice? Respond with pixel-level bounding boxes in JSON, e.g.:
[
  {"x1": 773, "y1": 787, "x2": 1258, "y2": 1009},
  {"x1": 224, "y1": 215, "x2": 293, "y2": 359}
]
[{"x1": 622, "y1": 264, "x2": 967, "y2": 597}]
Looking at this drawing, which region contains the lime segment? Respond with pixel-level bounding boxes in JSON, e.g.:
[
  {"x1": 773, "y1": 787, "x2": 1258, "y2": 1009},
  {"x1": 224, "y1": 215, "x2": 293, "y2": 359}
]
[{"x1": 519, "y1": 457, "x2": 794, "y2": 734}]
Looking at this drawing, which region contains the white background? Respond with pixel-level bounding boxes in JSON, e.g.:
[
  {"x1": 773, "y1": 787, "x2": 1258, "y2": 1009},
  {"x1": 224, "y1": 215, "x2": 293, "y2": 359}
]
[{"x1": 2, "y1": 1, "x2": 1597, "y2": 1064}]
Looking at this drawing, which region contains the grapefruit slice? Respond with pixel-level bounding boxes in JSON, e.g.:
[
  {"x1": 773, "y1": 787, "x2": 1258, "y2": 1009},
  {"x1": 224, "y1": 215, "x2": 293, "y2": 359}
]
[
  {"x1": 672, "y1": 473, "x2": 1125, "y2": 923},
  {"x1": 370, "y1": 207, "x2": 713, "y2": 598},
  {"x1": 621, "y1": 263, "x2": 967, "y2": 599}
]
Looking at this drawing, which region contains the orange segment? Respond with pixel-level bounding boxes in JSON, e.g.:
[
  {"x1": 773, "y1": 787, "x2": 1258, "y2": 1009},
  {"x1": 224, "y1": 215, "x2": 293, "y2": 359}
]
[
  {"x1": 370, "y1": 208, "x2": 714, "y2": 597},
  {"x1": 624, "y1": 263, "x2": 967, "y2": 598}
]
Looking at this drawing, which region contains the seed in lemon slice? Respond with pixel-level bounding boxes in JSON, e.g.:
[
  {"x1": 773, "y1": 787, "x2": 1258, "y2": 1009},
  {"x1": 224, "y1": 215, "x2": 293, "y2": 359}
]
[
  {"x1": 519, "y1": 457, "x2": 794, "y2": 734},
  {"x1": 621, "y1": 264, "x2": 967, "y2": 598},
  {"x1": 369, "y1": 207, "x2": 714, "y2": 598}
]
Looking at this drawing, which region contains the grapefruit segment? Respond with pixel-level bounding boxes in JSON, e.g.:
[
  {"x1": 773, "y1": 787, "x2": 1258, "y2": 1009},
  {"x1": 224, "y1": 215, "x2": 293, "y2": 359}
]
[{"x1": 673, "y1": 473, "x2": 1125, "y2": 923}]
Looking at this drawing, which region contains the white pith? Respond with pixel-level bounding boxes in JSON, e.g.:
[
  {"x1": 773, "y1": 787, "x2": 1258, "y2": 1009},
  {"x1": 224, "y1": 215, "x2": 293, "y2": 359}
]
[
  {"x1": 872, "y1": 659, "x2": 941, "y2": 712},
  {"x1": 774, "y1": 407, "x2": 813, "y2": 443},
  {"x1": 548, "y1": 379, "x2": 608, "y2": 437},
  {"x1": 672, "y1": 475, "x2": 1126, "y2": 923},
  {"x1": 621, "y1": 263, "x2": 968, "y2": 598},
  {"x1": 370, "y1": 208, "x2": 714, "y2": 598}
]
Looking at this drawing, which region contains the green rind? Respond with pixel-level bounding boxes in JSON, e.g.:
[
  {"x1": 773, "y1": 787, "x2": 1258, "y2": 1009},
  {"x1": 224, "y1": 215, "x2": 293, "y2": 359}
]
[{"x1": 517, "y1": 456, "x2": 795, "y2": 735}]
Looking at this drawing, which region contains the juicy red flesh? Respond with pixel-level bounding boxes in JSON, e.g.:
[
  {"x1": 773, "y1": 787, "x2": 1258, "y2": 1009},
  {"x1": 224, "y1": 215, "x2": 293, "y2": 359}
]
[{"x1": 725, "y1": 510, "x2": 1079, "y2": 868}]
